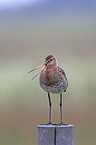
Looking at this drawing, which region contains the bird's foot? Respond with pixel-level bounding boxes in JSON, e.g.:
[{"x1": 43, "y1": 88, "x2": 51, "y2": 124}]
[
  {"x1": 43, "y1": 122, "x2": 53, "y2": 125},
  {"x1": 56, "y1": 122, "x2": 68, "y2": 126}
]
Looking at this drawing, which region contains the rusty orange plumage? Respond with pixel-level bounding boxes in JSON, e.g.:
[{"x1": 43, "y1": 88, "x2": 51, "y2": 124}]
[{"x1": 28, "y1": 55, "x2": 68, "y2": 125}]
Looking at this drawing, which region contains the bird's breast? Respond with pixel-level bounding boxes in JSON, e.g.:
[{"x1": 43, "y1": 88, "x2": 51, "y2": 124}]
[{"x1": 40, "y1": 69, "x2": 58, "y2": 86}]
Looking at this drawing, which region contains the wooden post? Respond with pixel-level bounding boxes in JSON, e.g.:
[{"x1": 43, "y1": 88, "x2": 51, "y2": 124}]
[{"x1": 37, "y1": 124, "x2": 74, "y2": 145}]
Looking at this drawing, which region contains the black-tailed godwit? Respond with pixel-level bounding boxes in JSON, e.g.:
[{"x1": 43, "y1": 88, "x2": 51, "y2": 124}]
[{"x1": 28, "y1": 55, "x2": 68, "y2": 125}]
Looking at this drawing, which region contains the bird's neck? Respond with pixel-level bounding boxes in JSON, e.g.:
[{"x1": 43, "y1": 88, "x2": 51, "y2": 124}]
[{"x1": 46, "y1": 65, "x2": 57, "y2": 71}]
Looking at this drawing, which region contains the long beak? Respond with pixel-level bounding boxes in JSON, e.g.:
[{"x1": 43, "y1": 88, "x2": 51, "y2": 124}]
[
  {"x1": 28, "y1": 62, "x2": 47, "y2": 80},
  {"x1": 31, "y1": 65, "x2": 47, "y2": 80},
  {"x1": 28, "y1": 62, "x2": 46, "y2": 73}
]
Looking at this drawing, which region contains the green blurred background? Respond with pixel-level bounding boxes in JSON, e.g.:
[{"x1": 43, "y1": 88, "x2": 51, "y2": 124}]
[{"x1": 0, "y1": 0, "x2": 96, "y2": 145}]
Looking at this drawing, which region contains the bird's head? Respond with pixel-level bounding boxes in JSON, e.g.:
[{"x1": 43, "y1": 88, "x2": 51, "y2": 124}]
[
  {"x1": 28, "y1": 55, "x2": 57, "y2": 80},
  {"x1": 45, "y1": 55, "x2": 57, "y2": 69}
]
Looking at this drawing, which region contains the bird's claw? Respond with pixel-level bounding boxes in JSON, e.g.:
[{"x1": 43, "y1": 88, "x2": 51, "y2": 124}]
[{"x1": 56, "y1": 122, "x2": 68, "y2": 126}]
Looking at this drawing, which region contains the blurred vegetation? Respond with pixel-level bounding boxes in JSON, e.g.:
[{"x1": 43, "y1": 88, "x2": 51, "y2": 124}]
[{"x1": 0, "y1": 1, "x2": 96, "y2": 145}]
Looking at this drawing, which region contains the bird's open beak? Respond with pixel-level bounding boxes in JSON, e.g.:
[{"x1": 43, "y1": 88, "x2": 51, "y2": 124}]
[{"x1": 28, "y1": 62, "x2": 47, "y2": 80}]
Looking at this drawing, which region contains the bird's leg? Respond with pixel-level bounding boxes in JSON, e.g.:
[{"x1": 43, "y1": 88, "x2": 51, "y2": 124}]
[
  {"x1": 60, "y1": 93, "x2": 63, "y2": 124},
  {"x1": 48, "y1": 92, "x2": 52, "y2": 125},
  {"x1": 57, "y1": 93, "x2": 68, "y2": 126},
  {"x1": 58, "y1": 93, "x2": 65, "y2": 125}
]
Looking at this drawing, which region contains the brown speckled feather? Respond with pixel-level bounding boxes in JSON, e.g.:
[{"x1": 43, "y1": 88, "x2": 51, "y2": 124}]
[{"x1": 40, "y1": 65, "x2": 68, "y2": 94}]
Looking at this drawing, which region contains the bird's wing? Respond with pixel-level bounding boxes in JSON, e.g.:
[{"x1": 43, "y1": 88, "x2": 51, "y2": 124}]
[{"x1": 58, "y1": 67, "x2": 68, "y2": 80}]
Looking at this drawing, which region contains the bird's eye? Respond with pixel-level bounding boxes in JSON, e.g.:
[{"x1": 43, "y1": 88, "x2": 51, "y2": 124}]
[{"x1": 50, "y1": 59, "x2": 52, "y2": 61}]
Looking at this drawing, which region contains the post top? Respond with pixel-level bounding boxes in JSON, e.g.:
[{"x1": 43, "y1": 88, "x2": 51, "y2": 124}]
[{"x1": 37, "y1": 124, "x2": 74, "y2": 128}]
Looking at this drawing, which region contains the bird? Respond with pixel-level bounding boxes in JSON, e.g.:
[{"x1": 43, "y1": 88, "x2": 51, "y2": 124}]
[{"x1": 28, "y1": 55, "x2": 68, "y2": 125}]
